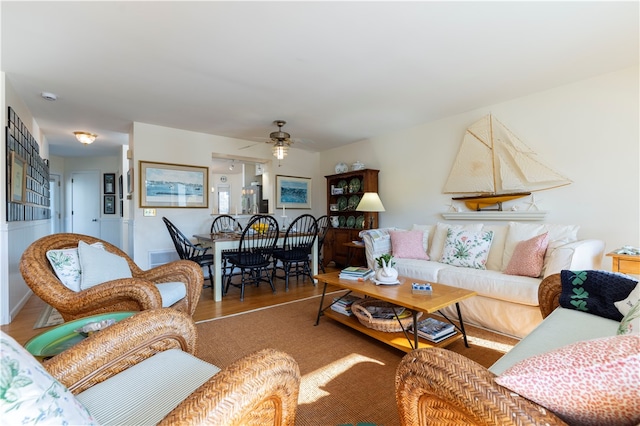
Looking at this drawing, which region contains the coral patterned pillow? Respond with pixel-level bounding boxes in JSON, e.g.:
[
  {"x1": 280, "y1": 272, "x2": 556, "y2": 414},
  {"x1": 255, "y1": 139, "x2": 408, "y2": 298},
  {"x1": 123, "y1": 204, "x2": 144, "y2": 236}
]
[
  {"x1": 503, "y1": 232, "x2": 549, "y2": 277},
  {"x1": 389, "y1": 230, "x2": 429, "y2": 260},
  {"x1": 496, "y1": 334, "x2": 640, "y2": 426}
]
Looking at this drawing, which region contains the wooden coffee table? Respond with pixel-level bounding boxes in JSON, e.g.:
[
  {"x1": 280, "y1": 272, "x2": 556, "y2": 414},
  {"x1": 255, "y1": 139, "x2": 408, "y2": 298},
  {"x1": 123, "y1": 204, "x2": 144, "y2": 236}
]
[{"x1": 314, "y1": 271, "x2": 477, "y2": 353}]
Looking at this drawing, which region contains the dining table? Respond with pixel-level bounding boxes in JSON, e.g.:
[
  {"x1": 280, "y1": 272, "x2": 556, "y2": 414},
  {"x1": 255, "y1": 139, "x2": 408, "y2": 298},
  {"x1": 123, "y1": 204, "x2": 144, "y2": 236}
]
[{"x1": 193, "y1": 231, "x2": 318, "y2": 301}]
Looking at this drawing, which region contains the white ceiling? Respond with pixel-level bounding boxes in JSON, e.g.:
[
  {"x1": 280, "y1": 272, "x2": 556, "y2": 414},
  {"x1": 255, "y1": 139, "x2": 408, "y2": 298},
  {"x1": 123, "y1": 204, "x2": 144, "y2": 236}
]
[{"x1": 2, "y1": 1, "x2": 638, "y2": 158}]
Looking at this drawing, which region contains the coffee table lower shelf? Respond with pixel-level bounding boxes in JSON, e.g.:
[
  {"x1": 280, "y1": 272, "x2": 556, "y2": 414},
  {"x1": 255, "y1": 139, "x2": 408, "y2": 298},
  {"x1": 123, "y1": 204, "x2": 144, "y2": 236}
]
[{"x1": 323, "y1": 309, "x2": 462, "y2": 353}]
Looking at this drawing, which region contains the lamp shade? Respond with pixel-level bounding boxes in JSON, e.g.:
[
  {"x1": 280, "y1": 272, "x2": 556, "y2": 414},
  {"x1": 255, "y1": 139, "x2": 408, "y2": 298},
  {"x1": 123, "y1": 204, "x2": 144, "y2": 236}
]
[{"x1": 356, "y1": 192, "x2": 385, "y2": 212}]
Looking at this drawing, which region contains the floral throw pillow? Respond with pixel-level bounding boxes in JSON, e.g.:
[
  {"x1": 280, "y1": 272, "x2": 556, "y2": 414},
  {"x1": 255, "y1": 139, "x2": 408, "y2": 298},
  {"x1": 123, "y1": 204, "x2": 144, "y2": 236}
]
[
  {"x1": 618, "y1": 300, "x2": 640, "y2": 335},
  {"x1": 0, "y1": 331, "x2": 97, "y2": 425},
  {"x1": 46, "y1": 242, "x2": 104, "y2": 292},
  {"x1": 440, "y1": 229, "x2": 494, "y2": 269}
]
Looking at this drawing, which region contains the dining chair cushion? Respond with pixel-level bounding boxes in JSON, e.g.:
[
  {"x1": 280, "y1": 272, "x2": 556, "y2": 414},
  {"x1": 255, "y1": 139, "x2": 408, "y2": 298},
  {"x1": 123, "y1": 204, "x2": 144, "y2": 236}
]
[
  {"x1": 78, "y1": 241, "x2": 132, "y2": 290},
  {"x1": 76, "y1": 349, "x2": 221, "y2": 425},
  {"x1": 155, "y1": 282, "x2": 188, "y2": 307},
  {"x1": 46, "y1": 242, "x2": 105, "y2": 291},
  {"x1": 0, "y1": 331, "x2": 97, "y2": 425}
]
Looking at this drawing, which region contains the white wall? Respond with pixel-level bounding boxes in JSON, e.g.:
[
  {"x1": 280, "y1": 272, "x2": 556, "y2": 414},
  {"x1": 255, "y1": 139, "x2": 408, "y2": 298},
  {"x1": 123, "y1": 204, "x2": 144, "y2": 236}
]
[
  {"x1": 130, "y1": 122, "x2": 322, "y2": 269},
  {"x1": 321, "y1": 66, "x2": 640, "y2": 264},
  {"x1": 1, "y1": 75, "x2": 50, "y2": 324}
]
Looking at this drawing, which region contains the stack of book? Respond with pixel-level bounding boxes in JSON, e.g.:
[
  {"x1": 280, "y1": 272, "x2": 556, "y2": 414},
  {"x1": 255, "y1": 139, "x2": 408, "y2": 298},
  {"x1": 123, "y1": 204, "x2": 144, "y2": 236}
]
[
  {"x1": 408, "y1": 317, "x2": 456, "y2": 343},
  {"x1": 330, "y1": 294, "x2": 363, "y2": 316},
  {"x1": 339, "y1": 266, "x2": 374, "y2": 281}
]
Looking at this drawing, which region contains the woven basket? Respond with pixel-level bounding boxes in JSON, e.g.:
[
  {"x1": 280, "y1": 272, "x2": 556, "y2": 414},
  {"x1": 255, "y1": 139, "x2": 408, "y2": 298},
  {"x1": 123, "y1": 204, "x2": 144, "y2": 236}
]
[{"x1": 351, "y1": 299, "x2": 422, "y2": 332}]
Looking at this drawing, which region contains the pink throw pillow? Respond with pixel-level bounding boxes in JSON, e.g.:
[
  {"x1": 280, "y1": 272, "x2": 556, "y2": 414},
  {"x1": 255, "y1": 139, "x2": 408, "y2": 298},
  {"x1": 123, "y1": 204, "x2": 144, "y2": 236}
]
[
  {"x1": 504, "y1": 232, "x2": 549, "y2": 277},
  {"x1": 389, "y1": 230, "x2": 429, "y2": 261},
  {"x1": 495, "y1": 334, "x2": 640, "y2": 426}
]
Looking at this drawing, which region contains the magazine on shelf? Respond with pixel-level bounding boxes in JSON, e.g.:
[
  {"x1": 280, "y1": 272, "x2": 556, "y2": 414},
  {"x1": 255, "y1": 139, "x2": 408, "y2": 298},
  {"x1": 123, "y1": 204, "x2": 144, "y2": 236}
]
[
  {"x1": 330, "y1": 304, "x2": 353, "y2": 316},
  {"x1": 365, "y1": 305, "x2": 411, "y2": 320},
  {"x1": 333, "y1": 294, "x2": 362, "y2": 306},
  {"x1": 418, "y1": 330, "x2": 457, "y2": 343},
  {"x1": 408, "y1": 317, "x2": 455, "y2": 340}
]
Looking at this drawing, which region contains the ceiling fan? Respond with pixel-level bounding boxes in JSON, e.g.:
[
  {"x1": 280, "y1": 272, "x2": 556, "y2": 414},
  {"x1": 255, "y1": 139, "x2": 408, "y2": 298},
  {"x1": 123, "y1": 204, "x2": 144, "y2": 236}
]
[{"x1": 268, "y1": 120, "x2": 292, "y2": 161}]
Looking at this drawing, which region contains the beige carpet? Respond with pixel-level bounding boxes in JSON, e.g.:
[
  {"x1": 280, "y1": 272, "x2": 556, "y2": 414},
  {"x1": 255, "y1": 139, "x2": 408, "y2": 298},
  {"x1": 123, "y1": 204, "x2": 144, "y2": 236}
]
[{"x1": 195, "y1": 295, "x2": 519, "y2": 426}]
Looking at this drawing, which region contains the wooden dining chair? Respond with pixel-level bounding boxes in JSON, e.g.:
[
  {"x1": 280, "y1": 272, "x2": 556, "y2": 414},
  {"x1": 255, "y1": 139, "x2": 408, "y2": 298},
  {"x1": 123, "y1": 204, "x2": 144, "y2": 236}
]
[
  {"x1": 315, "y1": 215, "x2": 329, "y2": 273},
  {"x1": 211, "y1": 214, "x2": 243, "y2": 282},
  {"x1": 224, "y1": 215, "x2": 280, "y2": 301},
  {"x1": 272, "y1": 214, "x2": 318, "y2": 291},
  {"x1": 163, "y1": 217, "x2": 214, "y2": 289}
]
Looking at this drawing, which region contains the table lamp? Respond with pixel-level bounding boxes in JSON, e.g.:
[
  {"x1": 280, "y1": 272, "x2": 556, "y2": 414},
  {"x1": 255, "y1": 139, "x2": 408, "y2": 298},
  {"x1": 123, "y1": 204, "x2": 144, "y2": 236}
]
[{"x1": 356, "y1": 192, "x2": 385, "y2": 229}]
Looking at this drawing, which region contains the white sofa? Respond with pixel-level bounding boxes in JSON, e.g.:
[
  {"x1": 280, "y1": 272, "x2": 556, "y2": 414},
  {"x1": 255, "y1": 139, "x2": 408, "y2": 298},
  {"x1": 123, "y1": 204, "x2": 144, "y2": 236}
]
[{"x1": 360, "y1": 222, "x2": 605, "y2": 338}]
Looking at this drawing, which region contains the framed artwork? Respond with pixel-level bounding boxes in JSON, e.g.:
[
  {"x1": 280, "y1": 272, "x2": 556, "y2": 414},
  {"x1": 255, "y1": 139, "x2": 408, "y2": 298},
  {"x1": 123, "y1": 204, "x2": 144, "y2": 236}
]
[
  {"x1": 275, "y1": 175, "x2": 311, "y2": 209},
  {"x1": 9, "y1": 151, "x2": 26, "y2": 203},
  {"x1": 104, "y1": 195, "x2": 116, "y2": 214},
  {"x1": 104, "y1": 173, "x2": 116, "y2": 194},
  {"x1": 140, "y1": 160, "x2": 208, "y2": 208},
  {"x1": 127, "y1": 168, "x2": 133, "y2": 194},
  {"x1": 118, "y1": 175, "x2": 123, "y2": 200}
]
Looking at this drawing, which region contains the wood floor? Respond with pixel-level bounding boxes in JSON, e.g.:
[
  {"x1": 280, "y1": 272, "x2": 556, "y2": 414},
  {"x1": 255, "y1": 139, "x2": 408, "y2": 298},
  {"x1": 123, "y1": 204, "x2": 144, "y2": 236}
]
[{"x1": 2, "y1": 266, "x2": 341, "y2": 346}]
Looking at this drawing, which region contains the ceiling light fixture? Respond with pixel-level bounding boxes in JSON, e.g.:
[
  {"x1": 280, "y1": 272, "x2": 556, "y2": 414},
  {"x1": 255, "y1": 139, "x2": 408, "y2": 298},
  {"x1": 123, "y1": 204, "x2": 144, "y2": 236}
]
[
  {"x1": 74, "y1": 131, "x2": 97, "y2": 145},
  {"x1": 268, "y1": 120, "x2": 292, "y2": 165}
]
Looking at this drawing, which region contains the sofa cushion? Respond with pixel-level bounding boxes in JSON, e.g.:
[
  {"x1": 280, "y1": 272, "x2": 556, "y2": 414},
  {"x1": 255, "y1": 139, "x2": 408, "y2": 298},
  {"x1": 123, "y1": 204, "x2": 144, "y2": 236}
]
[
  {"x1": 440, "y1": 229, "x2": 494, "y2": 269},
  {"x1": 495, "y1": 334, "x2": 640, "y2": 426},
  {"x1": 483, "y1": 225, "x2": 507, "y2": 271},
  {"x1": 428, "y1": 222, "x2": 483, "y2": 262},
  {"x1": 489, "y1": 307, "x2": 620, "y2": 375},
  {"x1": 155, "y1": 282, "x2": 188, "y2": 307},
  {"x1": 0, "y1": 331, "x2": 97, "y2": 425},
  {"x1": 46, "y1": 242, "x2": 105, "y2": 291},
  {"x1": 560, "y1": 270, "x2": 638, "y2": 321},
  {"x1": 389, "y1": 230, "x2": 429, "y2": 260},
  {"x1": 437, "y1": 267, "x2": 540, "y2": 305},
  {"x1": 78, "y1": 240, "x2": 132, "y2": 290},
  {"x1": 501, "y1": 222, "x2": 579, "y2": 272},
  {"x1": 503, "y1": 232, "x2": 549, "y2": 277},
  {"x1": 394, "y1": 259, "x2": 451, "y2": 283},
  {"x1": 77, "y1": 349, "x2": 220, "y2": 425}
]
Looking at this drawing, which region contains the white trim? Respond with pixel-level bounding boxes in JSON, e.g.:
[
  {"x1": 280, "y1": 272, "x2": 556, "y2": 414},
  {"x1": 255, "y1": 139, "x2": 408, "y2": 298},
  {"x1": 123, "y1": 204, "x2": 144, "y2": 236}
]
[{"x1": 441, "y1": 211, "x2": 548, "y2": 221}]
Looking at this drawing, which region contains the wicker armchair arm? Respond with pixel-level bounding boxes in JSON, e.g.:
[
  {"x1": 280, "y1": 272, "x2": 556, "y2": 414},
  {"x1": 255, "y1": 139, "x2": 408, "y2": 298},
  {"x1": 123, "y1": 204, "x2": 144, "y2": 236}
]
[
  {"x1": 61, "y1": 278, "x2": 163, "y2": 310},
  {"x1": 138, "y1": 259, "x2": 203, "y2": 315},
  {"x1": 395, "y1": 348, "x2": 566, "y2": 426},
  {"x1": 159, "y1": 348, "x2": 301, "y2": 426},
  {"x1": 45, "y1": 309, "x2": 196, "y2": 394},
  {"x1": 538, "y1": 273, "x2": 562, "y2": 319}
]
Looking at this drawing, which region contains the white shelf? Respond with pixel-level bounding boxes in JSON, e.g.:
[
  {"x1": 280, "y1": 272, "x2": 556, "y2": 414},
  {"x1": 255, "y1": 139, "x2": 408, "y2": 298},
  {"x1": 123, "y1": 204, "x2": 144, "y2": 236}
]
[{"x1": 441, "y1": 211, "x2": 548, "y2": 221}]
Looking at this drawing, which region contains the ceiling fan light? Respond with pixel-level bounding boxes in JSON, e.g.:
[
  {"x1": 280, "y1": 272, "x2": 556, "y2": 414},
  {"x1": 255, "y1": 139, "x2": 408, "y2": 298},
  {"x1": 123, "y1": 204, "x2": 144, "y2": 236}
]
[
  {"x1": 273, "y1": 144, "x2": 288, "y2": 160},
  {"x1": 74, "y1": 131, "x2": 97, "y2": 145}
]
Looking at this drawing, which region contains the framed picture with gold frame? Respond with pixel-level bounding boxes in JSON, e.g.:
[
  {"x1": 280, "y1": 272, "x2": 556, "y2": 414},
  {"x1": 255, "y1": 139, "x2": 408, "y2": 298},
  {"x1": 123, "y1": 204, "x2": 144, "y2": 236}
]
[
  {"x1": 275, "y1": 175, "x2": 311, "y2": 209},
  {"x1": 140, "y1": 160, "x2": 208, "y2": 208},
  {"x1": 9, "y1": 151, "x2": 27, "y2": 203}
]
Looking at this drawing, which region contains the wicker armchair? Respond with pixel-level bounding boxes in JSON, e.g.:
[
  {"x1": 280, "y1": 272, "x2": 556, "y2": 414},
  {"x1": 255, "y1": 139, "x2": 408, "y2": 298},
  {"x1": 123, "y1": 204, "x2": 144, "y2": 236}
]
[
  {"x1": 20, "y1": 233, "x2": 202, "y2": 320},
  {"x1": 395, "y1": 274, "x2": 567, "y2": 425},
  {"x1": 43, "y1": 309, "x2": 301, "y2": 425}
]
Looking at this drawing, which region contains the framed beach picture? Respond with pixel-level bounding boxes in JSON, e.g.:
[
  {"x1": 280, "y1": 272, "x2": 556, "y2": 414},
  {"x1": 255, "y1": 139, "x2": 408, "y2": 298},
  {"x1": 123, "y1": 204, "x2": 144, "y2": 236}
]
[
  {"x1": 140, "y1": 160, "x2": 208, "y2": 208},
  {"x1": 276, "y1": 175, "x2": 311, "y2": 209},
  {"x1": 103, "y1": 173, "x2": 116, "y2": 194}
]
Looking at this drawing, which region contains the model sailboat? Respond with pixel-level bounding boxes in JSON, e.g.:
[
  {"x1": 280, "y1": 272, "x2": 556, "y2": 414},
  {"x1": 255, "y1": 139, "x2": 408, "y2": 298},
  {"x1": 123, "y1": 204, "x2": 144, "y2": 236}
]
[{"x1": 443, "y1": 114, "x2": 571, "y2": 211}]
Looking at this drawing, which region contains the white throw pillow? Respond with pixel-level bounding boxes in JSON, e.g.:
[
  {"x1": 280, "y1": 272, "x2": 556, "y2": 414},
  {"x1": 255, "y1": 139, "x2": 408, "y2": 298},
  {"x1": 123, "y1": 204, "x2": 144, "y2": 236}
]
[
  {"x1": 0, "y1": 331, "x2": 97, "y2": 425},
  {"x1": 428, "y1": 222, "x2": 483, "y2": 261},
  {"x1": 440, "y1": 229, "x2": 494, "y2": 269},
  {"x1": 78, "y1": 240, "x2": 132, "y2": 290},
  {"x1": 615, "y1": 281, "x2": 640, "y2": 316},
  {"x1": 46, "y1": 242, "x2": 105, "y2": 291},
  {"x1": 410, "y1": 224, "x2": 435, "y2": 253}
]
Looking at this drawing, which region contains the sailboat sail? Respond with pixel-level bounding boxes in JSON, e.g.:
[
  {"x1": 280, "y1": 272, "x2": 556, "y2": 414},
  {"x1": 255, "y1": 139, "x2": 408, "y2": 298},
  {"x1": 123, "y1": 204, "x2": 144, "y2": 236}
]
[{"x1": 443, "y1": 114, "x2": 571, "y2": 210}]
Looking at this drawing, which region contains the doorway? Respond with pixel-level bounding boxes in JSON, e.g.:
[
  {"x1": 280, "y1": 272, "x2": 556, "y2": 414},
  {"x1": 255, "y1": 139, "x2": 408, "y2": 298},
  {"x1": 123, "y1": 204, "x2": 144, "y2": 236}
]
[{"x1": 71, "y1": 171, "x2": 101, "y2": 237}]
